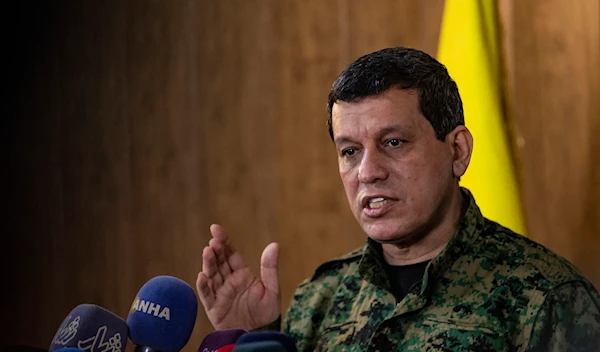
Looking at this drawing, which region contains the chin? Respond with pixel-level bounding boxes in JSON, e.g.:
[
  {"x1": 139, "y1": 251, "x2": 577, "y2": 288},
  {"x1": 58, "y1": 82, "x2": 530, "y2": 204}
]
[{"x1": 362, "y1": 223, "x2": 411, "y2": 243}]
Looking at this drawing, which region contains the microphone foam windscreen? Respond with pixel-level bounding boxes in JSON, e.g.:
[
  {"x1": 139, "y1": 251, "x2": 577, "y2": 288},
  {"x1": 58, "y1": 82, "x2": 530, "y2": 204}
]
[
  {"x1": 127, "y1": 276, "x2": 198, "y2": 352},
  {"x1": 232, "y1": 341, "x2": 286, "y2": 352},
  {"x1": 235, "y1": 332, "x2": 296, "y2": 352},
  {"x1": 198, "y1": 329, "x2": 247, "y2": 352},
  {"x1": 49, "y1": 304, "x2": 128, "y2": 352},
  {"x1": 215, "y1": 345, "x2": 235, "y2": 352}
]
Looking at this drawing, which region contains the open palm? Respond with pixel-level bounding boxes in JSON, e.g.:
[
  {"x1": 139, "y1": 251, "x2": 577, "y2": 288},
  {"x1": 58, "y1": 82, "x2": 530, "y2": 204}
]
[{"x1": 196, "y1": 224, "x2": 280, "y2": 331}]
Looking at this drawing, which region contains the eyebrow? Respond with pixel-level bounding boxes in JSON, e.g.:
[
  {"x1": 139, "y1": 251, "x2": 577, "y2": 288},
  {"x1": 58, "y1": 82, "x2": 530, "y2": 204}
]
[{"x1": 334, "y1": 124, "x2": 411, "y2": 145}]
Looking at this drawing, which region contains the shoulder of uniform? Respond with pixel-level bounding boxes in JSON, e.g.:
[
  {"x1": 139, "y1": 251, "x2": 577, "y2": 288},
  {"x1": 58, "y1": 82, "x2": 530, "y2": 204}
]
[
  {"x1": 307, "y1": 246, "x2": 365, "y2": 282},
  {"x1": 478, "y1": 219, "x2": 585, "y2": 289}
]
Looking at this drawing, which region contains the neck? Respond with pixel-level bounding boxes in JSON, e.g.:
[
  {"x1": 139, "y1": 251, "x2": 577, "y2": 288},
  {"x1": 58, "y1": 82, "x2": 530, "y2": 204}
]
[{"x1": 382, "y1": 187, "x2": 467, "y2": 265}]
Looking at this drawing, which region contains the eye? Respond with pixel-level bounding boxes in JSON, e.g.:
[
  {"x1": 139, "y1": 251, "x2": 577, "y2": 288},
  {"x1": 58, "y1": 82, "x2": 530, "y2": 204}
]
[
  {"x1": 386, "y1": 138, "x2": 402, "y2": 147},
  {"x1": 341, "y1": 148, "x2": 357, "y2": 157}
]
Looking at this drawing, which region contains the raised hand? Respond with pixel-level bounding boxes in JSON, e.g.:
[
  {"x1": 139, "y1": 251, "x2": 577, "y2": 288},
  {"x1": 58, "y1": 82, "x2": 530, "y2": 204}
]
[{"x1": 196, "y1": 224, "x2": 281, "y2": 331}]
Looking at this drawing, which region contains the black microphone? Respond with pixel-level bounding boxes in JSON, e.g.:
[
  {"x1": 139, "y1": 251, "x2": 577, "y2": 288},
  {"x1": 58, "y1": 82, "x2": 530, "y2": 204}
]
[
  {"x1": 233, "y1": 331, "x2": 296, "y2": 352},
  {"x1": 197, "y1": 329, "x2": 247, "y2": 352}
]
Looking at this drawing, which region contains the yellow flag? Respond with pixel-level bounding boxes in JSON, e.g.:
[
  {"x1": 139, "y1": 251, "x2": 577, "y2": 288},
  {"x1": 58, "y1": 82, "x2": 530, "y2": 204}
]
[{"x1": 437, "y1": 0, "x2": 526, "y2": 235}]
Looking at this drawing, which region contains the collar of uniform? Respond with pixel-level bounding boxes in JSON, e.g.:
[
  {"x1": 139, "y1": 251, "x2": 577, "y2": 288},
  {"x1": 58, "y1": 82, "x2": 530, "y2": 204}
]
[
  {"x1": 420, "y1": 187, "x2": 485, "y2": 295},
  {"x1": 356, "y1": 188, "x2": 485, "y2": 295},
  {"x1": 357, "y1": 238, "x2": 392, "y2": 291}
]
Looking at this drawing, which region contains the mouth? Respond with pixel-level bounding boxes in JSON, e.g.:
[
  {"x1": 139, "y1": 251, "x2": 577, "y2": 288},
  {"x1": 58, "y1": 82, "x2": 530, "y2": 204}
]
[
  {"x1": 366, "y1": 197, "x2": 392, "y2": 209},
  {"x1": 361, "y1": 195, "x2": 397, "y2": 216}
]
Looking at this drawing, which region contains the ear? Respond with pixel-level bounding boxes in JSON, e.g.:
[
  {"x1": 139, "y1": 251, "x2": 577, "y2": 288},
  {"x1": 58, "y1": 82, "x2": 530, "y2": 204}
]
[{"x1": 445, "y1": 125, "x2": 473, "y2": 178}]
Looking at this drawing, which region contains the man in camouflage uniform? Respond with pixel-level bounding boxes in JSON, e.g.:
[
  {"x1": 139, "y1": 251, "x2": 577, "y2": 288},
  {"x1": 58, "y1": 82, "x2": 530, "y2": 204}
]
[{"x1": 197, "y1": 47, "x2": 600, "y2": 351}]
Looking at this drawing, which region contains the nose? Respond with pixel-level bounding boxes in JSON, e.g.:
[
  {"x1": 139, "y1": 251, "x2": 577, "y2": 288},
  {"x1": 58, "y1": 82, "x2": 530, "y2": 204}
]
[{"x1": 358, "y1": 149, "x2": 388, "y2": 184}]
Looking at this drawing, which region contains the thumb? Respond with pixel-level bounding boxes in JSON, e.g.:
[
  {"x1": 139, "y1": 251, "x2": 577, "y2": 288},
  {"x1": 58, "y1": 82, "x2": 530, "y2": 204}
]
[{"x1": 260, "y1": 242, "x2": 280, "y2": 295}]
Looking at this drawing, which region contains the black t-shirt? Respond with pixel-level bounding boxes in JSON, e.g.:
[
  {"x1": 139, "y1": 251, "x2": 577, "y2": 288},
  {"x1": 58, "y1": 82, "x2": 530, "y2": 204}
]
[{"x1": 383, "y1": 260, "x2": 430, "y2": 302}]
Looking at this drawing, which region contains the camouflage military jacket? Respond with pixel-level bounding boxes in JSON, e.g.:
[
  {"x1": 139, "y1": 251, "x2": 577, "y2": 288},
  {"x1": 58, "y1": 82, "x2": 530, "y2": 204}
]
[{"x1": 282, "y1": 192, "x2": 600, "y2": 351}]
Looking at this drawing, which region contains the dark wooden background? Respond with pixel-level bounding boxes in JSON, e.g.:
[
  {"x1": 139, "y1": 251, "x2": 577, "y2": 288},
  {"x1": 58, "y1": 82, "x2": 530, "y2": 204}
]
[{"x1": 3, "y1": 0, "x2": 598, "y2": 350}]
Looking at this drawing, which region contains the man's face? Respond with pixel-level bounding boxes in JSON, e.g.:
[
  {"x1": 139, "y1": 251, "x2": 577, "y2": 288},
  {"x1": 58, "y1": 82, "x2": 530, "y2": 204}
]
[{"x1": 332, "y1": 88, "x2": 457, "y2": 244}]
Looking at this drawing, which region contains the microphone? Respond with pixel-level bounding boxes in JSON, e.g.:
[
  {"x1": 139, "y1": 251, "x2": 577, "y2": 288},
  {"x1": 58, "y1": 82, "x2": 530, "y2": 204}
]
[
  {"x1": 197, "y1": 329, "x2": 247, "y2": 352},
  {"x1": 232, "y1": 341, "x2": 286, "y2": 352},
  {"x1": 48, "y1": 304, "x2": 128, "y2": 352},
  {"x1": 215, "y1": 345, "x2": 234, "y2": 352},
  {"x1": 127, "y1": 276, "x2": 198, "y2": 352},
  {"x1": 234, "y1": 332, "x2": 296, "y2": 352}
]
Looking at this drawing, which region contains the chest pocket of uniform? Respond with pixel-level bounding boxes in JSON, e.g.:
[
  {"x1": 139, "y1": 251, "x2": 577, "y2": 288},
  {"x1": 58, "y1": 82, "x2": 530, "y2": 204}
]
[
  {"x1": 315, "y1": 321, "x2": 357, "y2": 352},
  {"x1": 420, "y1": 318, "x2": 508, "y2": 351}
]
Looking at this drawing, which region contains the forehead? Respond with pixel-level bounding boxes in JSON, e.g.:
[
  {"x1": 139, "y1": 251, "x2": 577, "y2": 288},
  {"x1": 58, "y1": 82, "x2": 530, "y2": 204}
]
[{"x1": 331, "y1": 88, "x2": 426, "y2": 138}]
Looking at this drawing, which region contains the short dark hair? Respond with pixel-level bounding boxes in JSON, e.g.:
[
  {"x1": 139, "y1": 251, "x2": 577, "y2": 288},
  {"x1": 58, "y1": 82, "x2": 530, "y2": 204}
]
[{"x1": 327, "y1": 47, "x2": 464, "y2": 141}]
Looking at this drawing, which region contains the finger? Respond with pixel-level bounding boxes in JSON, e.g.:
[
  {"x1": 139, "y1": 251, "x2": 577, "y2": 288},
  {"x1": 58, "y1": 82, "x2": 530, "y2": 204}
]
[
  {"x1": 227, "y1": 247, "x2": 247, "y2": 271},
  {"x1": 196, "y1": 272, "x2": 216, "y2": 310},
  {"x1": 202, "y1": 246, "x2": 224, "y2": 291},
  {"x1": 210, "y1": 237, "x2": 232, "y2": 278},
  {"x1": 210, "y1": 225, "x2": 235, "y2": 269},
  {"x1": 210, "y1": 223, "x2": 230, "y2": 241},
  {"x1": 202, "y1": 246, "x2": 218, "y2": 278},
  {"x1": 211, "y1": 224, "x2": 246, "y2": 271},
  {"x1": 260, "y1": 242, "x2": 280, "y2": 295}
]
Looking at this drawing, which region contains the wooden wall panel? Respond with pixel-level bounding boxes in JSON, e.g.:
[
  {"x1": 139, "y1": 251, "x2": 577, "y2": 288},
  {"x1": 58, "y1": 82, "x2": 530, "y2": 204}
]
[
  {"x1": 191, "y1": 0, "x2": 281, "y2": 340},
  {"x1": 345, "y1": 0, "x2": 445, "y2": 59},
  {"x1": 274, "y1": 0, "x2": 359, "y2": 313},
  {"x1": 55, "y1": 0, "x2": 133, "y2": 311},
  {"x1": 3, "y1": 1, "x2": 443, "y2": 348},
  {"x1": 502, "y1": 0, "x2": 600, "y2": 286},
  {"x1": 124, "y1": 0, "x2": 208, "y2": 339}
]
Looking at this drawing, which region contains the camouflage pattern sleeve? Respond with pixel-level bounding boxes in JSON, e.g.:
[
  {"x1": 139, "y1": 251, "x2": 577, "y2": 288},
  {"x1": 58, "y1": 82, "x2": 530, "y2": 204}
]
[{"x1": 526, "y1": 280, "x2": 600, "y2": 351}]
